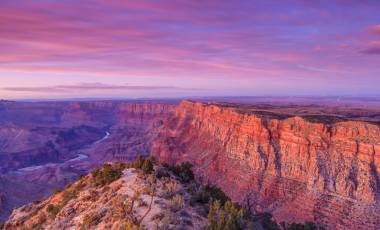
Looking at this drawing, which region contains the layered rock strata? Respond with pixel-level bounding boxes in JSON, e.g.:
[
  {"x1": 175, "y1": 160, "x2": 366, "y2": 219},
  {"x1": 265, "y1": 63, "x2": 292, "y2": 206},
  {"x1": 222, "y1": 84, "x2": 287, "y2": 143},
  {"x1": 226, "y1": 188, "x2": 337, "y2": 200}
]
[{"x1": 153, "y1": 101, "x2": 380, "y2": 229}]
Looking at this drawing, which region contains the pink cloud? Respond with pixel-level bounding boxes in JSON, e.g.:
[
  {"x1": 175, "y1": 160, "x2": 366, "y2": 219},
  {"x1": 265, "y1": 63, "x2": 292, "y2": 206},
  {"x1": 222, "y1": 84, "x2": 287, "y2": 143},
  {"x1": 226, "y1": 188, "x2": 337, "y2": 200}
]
[
  {"x1": 2, "y1": 82, "x2": 196, "y2": 93},
  {"x1": 369, "y1": 24, "x2": 380, "y2": 35},
  {"x1": 361, "y1": 41, "x2": 380, "y2": 54}
]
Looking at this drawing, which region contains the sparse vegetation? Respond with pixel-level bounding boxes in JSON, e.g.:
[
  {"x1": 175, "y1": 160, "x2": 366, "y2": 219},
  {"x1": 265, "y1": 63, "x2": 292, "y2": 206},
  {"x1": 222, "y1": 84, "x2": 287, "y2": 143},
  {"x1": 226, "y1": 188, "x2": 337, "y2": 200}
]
[
  {"x1": 5, "y1": 159, "x2": 326, "y2": 230},
  {"x1": 207, "y1": 200, "x2": 252, "y2": 230},
  {"x1": 86, "y1": 189, "x2": 99, "y2": 201},
  {"x1": 61, "y1": 189, "x2": 77, "y2": 206},
  {"x1": 169, "y1": 194, "x2": 185, "y2": 212},
  {"x1": 81, "y1": 211, "x2": 104, "y2": 228},
  {"x1": 46, "y1": 204, "x2": 60, "y2": 218},
  {"x1": 163, "y1": 162, "x2": 194, "y2": 182},
  {"x1": 91, "y1": 163, "x2": 123, "y2": 186},
  {"x1": 141, "y1": 158, "x2": 154, "y2": 174},
  {"x1": 197, "y1": 184, "x2": 230, "y2": 205},
  {"x1": 260, "y1": 213, "x2": 280, "y2": 230},
  {"x1": 162, "y1": 179, "x2": 180, "y2": 198},
  {"x1": 155, "y1": 166, "x2": 171, "y2": 179},
  {"x1": 286, "y1": 221, "x2": 325, "y2": 230}
]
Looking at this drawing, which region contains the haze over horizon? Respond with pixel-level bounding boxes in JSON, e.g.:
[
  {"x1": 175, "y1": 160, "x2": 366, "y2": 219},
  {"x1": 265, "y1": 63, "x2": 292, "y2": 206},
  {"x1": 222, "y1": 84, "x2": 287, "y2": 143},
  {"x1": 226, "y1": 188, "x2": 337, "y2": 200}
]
[{"x1": 1, "y1": 0, "x2": 380, "y2": 99}]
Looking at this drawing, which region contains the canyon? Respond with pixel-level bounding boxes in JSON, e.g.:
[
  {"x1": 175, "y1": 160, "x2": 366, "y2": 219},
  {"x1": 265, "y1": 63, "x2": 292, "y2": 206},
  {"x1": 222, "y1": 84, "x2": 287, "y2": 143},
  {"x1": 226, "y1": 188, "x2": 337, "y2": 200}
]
[
  {"x1": 0, "y1": 100, "x2": 175, "y2": 221},
  {"x1": 1, "y1": 98, "x2": 380, "y2": 229},
  {"x1": 153, "y1": 100, "x2": 380, "y2": 229}
]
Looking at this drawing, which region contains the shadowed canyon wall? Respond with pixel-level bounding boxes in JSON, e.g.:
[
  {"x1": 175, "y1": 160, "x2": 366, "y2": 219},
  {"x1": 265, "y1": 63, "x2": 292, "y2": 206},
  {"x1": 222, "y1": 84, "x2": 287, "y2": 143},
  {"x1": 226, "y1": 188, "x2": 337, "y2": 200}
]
[
  {"x1": 0, "y1": 100, "x2": 176, "y2": 221},
  {"x1": 153, "y1": 101, "x2": 380, "y2": 229}
]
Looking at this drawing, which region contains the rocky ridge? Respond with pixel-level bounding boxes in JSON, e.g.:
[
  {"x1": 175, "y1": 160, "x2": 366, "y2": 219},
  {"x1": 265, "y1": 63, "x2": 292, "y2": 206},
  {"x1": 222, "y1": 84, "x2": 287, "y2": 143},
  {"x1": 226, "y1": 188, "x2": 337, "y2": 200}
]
[{"x1": 3, "y1": 163, "x2": 207, "y2": 230}]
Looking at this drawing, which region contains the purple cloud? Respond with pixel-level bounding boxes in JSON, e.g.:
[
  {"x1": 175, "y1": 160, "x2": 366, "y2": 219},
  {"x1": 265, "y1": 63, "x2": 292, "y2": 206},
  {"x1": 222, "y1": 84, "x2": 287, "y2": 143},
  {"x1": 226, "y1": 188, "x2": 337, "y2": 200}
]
[
  {"x1": 369, "y1": 24, "x2": 380, "y2": 35},
  {"x1": 2, "y1": 83, "x2": 199, "y2": 93},
  {"x1": 361, "y1": 41, "x2": 380, "y2": 55}
]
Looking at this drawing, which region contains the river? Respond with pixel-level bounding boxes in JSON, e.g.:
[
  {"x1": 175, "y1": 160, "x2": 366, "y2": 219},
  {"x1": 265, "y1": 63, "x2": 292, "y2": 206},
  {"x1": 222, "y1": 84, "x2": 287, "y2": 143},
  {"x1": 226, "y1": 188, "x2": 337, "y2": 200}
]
[{"x1": 15, "y1": 131, "x2": 110, "y2": 173}]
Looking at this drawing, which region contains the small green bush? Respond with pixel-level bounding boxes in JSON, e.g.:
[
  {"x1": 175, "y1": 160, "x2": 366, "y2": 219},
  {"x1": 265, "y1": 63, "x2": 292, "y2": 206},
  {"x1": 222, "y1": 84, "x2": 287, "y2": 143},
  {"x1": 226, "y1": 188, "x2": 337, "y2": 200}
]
[
  {"x1": 155, "y1": 167, "x2": 171, "y2": 179},
  {"x1": 130, "y1": 155, "x2": 155, "y2": 175},
  {"x1": 261, "y1": 213, "x2": 280, "y2": 230},
  {"x1": 141, "y1": 159, "x2": 154, "y2": 174},
  {"x1": 46, "y1": 204, "x2": 61, "y2": 218},
  {"x1": 197, "y1": 185, "x2": 229, "y2": 205},
  {"x1": 287, "y1": 221, "x2": 324, "y2": 230},
  {"x1": 207, "y1": 200, "x2": 252, "y2": 230},
  {"x1": 164, "y1": 162, "x2": 194, "y2": 183},
  {"x1": 133, "y1": 155, "x2": 145, "y2": 169},
  {"x1": 92, "y1": 164, "x2": 123, "y2": 186}
]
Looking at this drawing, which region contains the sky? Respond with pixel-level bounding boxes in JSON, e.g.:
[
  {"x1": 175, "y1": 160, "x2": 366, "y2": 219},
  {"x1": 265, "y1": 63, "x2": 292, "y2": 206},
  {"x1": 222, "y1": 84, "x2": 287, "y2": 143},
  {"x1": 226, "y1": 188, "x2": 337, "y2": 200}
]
[{"x1": 0, "y1": 0, "x2": 380, "y2": 99}]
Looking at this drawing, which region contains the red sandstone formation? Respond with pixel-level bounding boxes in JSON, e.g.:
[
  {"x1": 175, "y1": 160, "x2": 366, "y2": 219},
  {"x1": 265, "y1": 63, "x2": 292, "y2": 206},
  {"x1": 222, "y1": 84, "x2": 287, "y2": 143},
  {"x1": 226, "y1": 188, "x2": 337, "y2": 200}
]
[
  {"x1": 117, "y1": 103, "x2": 175, "y2": 125},
  {"x1": 153, "y1": 100, "x2": 380, "y2": 229}
]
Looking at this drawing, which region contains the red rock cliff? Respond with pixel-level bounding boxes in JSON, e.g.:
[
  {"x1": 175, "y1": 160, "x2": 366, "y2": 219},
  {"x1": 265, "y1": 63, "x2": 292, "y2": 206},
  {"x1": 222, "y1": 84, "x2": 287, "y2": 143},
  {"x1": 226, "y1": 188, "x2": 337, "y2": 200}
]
[{"x1": 153, "y1": 100, "x2": 380, "y2": 229}]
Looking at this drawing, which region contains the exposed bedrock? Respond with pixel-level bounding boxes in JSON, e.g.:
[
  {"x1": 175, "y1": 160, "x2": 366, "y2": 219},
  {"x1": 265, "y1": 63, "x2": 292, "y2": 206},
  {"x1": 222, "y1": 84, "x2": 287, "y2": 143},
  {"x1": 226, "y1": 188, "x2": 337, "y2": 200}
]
[{"x1": 153, "y1": 100, "x2": 380, "y2": 229}]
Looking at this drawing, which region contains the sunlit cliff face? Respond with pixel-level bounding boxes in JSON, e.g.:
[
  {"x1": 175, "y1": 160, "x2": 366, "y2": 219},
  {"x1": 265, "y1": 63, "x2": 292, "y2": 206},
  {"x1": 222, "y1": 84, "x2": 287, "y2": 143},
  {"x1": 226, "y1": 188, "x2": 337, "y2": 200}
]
[{"x1": 1, "y1": 0, "x2": 380, "y2": 99}]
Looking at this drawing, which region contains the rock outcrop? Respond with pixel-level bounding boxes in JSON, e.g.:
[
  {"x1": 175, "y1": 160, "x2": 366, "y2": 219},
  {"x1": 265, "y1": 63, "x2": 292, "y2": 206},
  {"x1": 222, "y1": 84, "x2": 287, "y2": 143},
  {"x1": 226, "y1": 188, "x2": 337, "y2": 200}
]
[
  {"x1": 153, "y1": 100, "x2": 380, "y2": 229},
  {"x1": 4, "y1": 165, "x2": 207, "y2": 230}
]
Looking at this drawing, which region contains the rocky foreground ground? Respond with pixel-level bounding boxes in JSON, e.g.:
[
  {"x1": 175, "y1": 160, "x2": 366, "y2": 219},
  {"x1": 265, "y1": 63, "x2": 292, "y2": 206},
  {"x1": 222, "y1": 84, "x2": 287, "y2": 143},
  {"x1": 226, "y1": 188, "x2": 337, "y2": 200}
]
[{"x1": 2, "y1": 157, "x2": 323, "y2": 230}]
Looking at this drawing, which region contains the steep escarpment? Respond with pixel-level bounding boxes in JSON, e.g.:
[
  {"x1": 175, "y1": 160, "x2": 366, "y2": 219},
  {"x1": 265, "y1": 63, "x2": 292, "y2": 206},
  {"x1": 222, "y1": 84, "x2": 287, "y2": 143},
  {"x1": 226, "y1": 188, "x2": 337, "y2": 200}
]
[{"x1": 153, "y1": 101, "x2": 380, "y2": 229}]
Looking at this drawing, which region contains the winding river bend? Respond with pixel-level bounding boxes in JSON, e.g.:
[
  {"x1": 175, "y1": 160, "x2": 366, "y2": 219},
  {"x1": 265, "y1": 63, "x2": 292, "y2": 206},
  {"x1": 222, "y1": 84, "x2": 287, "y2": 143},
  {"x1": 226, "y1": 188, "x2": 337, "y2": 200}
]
[{"x1": 15, "y1": 131, "x2": 110, "y2": 173}]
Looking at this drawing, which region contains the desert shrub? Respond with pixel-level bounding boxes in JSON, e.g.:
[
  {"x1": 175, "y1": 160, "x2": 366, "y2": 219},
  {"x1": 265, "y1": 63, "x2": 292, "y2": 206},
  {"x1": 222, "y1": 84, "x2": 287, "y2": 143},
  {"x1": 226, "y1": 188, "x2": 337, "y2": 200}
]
[
  {"x1": 130, "y1": 155, "x2": 155, "y2": 175},
  {"x1": 162, "y1": 180, "x2": 180, "y2": 198},
  {"x1": 46, "y1": 204, "x2": 60, "y2": 218},
  {"x1": 86, "y1": 189, "x2": 98, "y2": 201},
  {"x1": 187, "y1": 181, "x2": 200, "y2": 196},
  {"x1": 133, "y1": 155, "x2": 145, "y2": 169},
  {"x1": 82, "y1": 211, "x2": 104, "y2": 228},
  {"x1": 160, "y1": 211, "x2": 179, "y2": 228},
  {"x1": 112, "y1": 195, "x2": 132, "y2": 218},
  {"x1": 260, "y1": 213, "x2": 280, "y2": 230},
  {"x1": 92, "y1": 164, "x2": 123, "y2": 186},
  {"x1": 287, "y1": 221, "x2": 324, "y2": 230},
  {"x1": 116, "y1": 162, "x2": 127, "y2": 171},
  {"x1": 30, "y1": 213, "x2": 47, "y2": 229},
  {"x1": 197, "y1": 185, "x2": 229, "y2": 205},
  {"x1": 207, "y1": 200, "x2": 252, "y2": 230},
  {"x1": 169, "y1": 194, "x2": 185, "y2": 212},
  {"x1": 141, "y1": 159, "x2": 154, "y2": 174},
  {"x1": 61, "y1": 189, "x2": 77, "y2": 206},
  {"x1": 155, "y1": 167, "x2": 171, "y2": 179},
  {"x1": 164, "y1": 162, "x2": 194, "y2": 183},
  {"x1": 120, "y1": 220, "x2": 139, "y2": 230}
]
